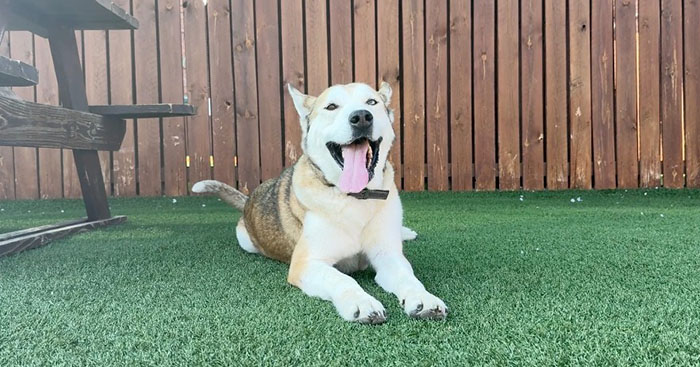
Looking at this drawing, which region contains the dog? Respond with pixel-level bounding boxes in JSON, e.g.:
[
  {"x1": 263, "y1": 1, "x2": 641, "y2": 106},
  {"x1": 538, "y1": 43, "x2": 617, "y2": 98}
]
[{"x1": 193, "y1": 82, "x2": 447, "y2": 324}]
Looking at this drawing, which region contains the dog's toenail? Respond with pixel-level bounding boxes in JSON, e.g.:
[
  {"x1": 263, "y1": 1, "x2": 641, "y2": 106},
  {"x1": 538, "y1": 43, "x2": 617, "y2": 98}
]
[
  {"x1": 416, "y1": 303, "x2": 423, "y2": 312},
  {"x1": 401, "y1": 299, "x2": 405, "y2": 306},
  {"x1": 354, "y1": 309, "x2": 360, "y2": 318}
]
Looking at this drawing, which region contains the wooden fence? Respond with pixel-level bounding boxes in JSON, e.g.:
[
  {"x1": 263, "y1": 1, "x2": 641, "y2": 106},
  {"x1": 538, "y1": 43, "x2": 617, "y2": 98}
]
[{"x1": 0, "y1": 0, "x2": 698, "y2": 199}]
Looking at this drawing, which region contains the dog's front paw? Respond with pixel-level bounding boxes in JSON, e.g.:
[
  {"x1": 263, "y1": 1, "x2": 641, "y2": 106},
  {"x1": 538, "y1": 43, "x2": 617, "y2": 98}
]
[
  {"x1": 335, "y1": 291, "x2": 387, "y2": 324},
  {"x1": 402, "y1": 291, "x2": 448, "y2": 320}
]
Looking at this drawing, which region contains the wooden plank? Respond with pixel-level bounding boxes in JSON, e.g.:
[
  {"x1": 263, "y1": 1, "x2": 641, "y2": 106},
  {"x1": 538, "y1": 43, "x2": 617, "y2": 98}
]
[
  {"x1": 280, "y1": 0, "x2": 304, "y2": 166},
  {"x1": 0, "y1": 55, "x2": 38, "y2": 86},
  {"x1": 568, "y1": 0, "x2": 593, "y2": 189},
  {"x1": 521, "y1": 0, "x2": 545, "y2": 190},
  {"x1": 207, "y1": 0, "x2": 236, "y2": 188},
  {"x1": 0, "y1": 218, "x2": 84, "y2": 241},
  {"x1": 544, "y1": 0, "x2": 568, "y2": 189},
  {"x1": 6, "y1": 0, "x2": 138, "y2": 37},
  {"x1": 377, "y1": 0, "x2": 402, "y2": 189},
  {"x1": 108, "y1": 0, "x2": 135, "y2": 197},
  {"x1": 497, "y1": 0, "x2": 520, "y2": 191},
  {"x1": 615, "y1": 0, "x2": 638, "y2": 188},
  {"x1": 0, "y1": 95, "x2": 126, "y2": 150},
  {"x1": 158, "y1": 0, "x2": 187, "y2": 196},
  {"x1": 183, "y1": 0, "x2": 212, "y2": 189},
  {"x1": 638, "y1": 1, "x2": 661, "y2": 187},
  {"x1": 34, "y1": 36, "x2": 63, "y2": 199},
  {"x1": 426, "y1": 0, "x2": 448, "y2": 191},
  {"x1": 590, "y1": 0, "x2": 616, "y2": 189},
  {"x1": 134, "y1": 0, "x2": 161, "y2": 196},
  {"x1": 0, "y1": 216, "x2": 126, "y2": 258},
  {"x1": 9, "y1": 31, "x2": 39, "y2": 199},
  {"x1": 256, "y1": 0, "x2": 283, "y2": 181},
  {"x1": 61, "y1": 31, "x2": 84, "y2": 199},
  {"x1": 49, "y1": 27, "x2": 111, "y2": 220},
  {"x1": 0, "y1": 32, "x2": 14, "y2": 199},
  {"x1": 354, "y1": 0, "x2": 376, "y2": 85},
  {"x1": 686, "y1": 0, "x2": 700, "y2": 188},
  {"x1": 449, "y1": 0, "x2": 472, "y2": 191},
  {"x1": 231, "y1": 0, "x2": 261, "y2": 194},
  {"x1": 401, "y1": 0, "x2": 425, "y2": 191},
  {"x1": 305, "y1": 0, "x2": 328, "y2": 95},
  {"x1": 89, "y1": 104, "x2": 195, "y2": 118},
  {"x1": 660, "y1": 0, "x2": 684, "y2": 188},
  {"x1": 83, "y1": 29, "x2": 112, "y2": 194},
  {"x1": 330, "y1": 0, "x2": 353, "y2": 84},
  {"x1": 473, "y1": 0, "x2": 496, "y2": 190}
]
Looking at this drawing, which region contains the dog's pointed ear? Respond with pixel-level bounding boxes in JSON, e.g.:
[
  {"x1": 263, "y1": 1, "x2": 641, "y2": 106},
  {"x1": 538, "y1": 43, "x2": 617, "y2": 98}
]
[
  {"x1": 287, "y1": 83, "x2": 316, "y2": 119},
  {"x1": 378, "y1": 81, "x2": 393, "y2": 106}
]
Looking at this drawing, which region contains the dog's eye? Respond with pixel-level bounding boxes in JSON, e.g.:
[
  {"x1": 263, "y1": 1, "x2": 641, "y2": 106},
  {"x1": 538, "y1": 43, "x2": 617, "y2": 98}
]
[
  {"x1": 325, "y1": 103, "x2": 339, "y2": 111},
  {"x1": 366, "y1": 99, "x2": 378, "y2": 106}
]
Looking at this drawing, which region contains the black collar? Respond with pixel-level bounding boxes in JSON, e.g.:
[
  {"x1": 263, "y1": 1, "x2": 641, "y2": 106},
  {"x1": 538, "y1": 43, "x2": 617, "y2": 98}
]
[{"x1": 307, "y1": 158, "x2": 389, "y2": 200}]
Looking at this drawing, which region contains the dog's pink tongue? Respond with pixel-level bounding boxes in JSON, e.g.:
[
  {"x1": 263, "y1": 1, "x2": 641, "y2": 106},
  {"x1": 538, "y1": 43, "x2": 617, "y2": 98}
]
[{"x1": 338, "y1": 141, "x2": 370, "y2": 193}]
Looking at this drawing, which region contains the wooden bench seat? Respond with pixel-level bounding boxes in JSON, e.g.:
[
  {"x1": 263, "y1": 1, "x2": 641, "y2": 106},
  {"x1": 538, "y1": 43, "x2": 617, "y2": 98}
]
[
  {"x1": 89, "y1": 104, "x2": 196, "y2": 119},
  {"x1": 0, "y1": 56, "x2": 39, "y2": 87}
]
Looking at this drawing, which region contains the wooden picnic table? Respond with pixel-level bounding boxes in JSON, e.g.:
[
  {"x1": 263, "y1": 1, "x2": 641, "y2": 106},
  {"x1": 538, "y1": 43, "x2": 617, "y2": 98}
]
[{"x1": 0, "y1": 0, "x2": 196, "y2": 257}]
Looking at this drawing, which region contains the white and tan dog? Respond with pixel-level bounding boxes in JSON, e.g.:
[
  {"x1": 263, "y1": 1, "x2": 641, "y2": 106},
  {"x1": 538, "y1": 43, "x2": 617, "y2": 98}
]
[{"x1": 193, "y1": 82, "x2": 447, "y2": 324}]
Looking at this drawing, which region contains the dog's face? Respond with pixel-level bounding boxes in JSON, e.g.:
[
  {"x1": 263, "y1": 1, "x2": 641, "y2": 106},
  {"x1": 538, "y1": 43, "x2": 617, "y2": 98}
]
[{"x1": 288, "y1": 82, "x2": 395, "y2": 193}]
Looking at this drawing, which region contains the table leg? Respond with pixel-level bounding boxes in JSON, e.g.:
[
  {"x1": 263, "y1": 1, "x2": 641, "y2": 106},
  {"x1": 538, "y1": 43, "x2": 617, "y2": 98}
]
[{"x1": 48, "y1": 26, "x2": 111, "y2": 220}]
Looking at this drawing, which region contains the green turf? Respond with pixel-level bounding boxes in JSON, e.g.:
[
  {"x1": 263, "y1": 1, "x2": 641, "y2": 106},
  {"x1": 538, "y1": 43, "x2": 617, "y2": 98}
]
[{"x1": 2, "y1": 189, "x2": 700, "y2": 366}]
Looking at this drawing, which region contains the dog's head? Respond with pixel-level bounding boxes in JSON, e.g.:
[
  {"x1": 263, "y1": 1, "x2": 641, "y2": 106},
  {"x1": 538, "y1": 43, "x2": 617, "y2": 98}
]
[{"x1": 287, "y1": 82, "x2": 395, "y2": 193}]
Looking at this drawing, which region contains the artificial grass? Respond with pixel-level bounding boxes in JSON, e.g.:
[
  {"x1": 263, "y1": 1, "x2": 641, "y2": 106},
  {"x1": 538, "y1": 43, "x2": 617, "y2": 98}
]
[{"x1": 1, "y1": 189, "x2": 700, "y2": 366}]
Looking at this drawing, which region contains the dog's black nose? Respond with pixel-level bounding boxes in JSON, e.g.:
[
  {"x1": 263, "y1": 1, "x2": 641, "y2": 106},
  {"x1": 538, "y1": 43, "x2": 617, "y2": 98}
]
[{"x1": 349, "y1": 110, "x2": 373, "y2": 129}]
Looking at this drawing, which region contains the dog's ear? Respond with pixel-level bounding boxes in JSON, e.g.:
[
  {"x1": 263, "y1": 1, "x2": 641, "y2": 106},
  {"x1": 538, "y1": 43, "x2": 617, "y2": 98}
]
[
  {"x1": 378, "y1": 81, "x2": 392, "y2": 106},
  {"x1": 287, "y1": 84, "x2": 316, "y2": 120}
]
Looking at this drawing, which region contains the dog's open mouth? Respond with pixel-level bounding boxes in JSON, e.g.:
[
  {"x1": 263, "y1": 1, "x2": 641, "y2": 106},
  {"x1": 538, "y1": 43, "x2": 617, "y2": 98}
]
[{"x1": 326, "y1": 137, "x2": 382, "y2": 193}]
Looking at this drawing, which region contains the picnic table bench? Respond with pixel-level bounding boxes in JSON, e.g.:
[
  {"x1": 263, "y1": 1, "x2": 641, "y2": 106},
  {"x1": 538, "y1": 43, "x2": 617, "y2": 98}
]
[{"x1": 0, "y1": 0, "x2": 196, "y2": 257}]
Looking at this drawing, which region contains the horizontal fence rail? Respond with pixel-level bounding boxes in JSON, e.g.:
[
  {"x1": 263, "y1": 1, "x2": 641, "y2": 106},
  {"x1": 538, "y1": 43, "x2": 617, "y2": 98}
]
[{"x1": 0, "y1": 0, "x2": 698, "y2": 199}]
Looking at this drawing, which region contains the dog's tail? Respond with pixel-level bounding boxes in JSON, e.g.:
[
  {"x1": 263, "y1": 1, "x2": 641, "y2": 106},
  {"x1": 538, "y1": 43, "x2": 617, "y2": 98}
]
[{"x1": 192, "y1": 180, "x2": 248, "y2": 211}]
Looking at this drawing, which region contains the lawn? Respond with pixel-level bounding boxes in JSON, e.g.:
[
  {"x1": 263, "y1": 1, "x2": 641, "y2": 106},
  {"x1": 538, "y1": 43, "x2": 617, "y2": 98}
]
[{"x1": 2, "y1": 189, "x2": 700, "y2": 366}]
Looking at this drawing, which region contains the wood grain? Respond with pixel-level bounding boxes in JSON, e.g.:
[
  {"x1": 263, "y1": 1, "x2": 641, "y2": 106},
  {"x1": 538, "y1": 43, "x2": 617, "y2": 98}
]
[
  {"x1": 568, "y1": 0, "x2": 593, "y2": 189},
  {"x1": 473, "y1": 0, "x2": 496, "y2": 190},
  {"x1": 449, "y1": 0, "x2": 472, "y2": 191},
  {"x1": 497, "y1": 0, "x2": 520, "y2": 191},
  {"x1": 686, "y1": 0, "x2": 700, "y2": 188},
  {"x1": 590, "y1": 0, "x2": 616, "y2": 189},
  {"x1": 401, "y1": 0, "x2": 425, "y2": 191},
  {"x1": 281, "y1": 0, "x2": 304, "y2": 166},
  {"x1": 305, "y1": 0, "x2": 329, "y2": 95},
  {"x1": 354, "y1": 0, "x2": 376, "y2": 85},
  {"x1": 521, "y1": 0, "x2": 544, "y2": 190},
  {"x1": 0, "y1": 55, "x2": 38, "y2": 86},
  {"x1": 615, "y1": 0, "x2": 638, "y2": 188},
  {"x1": 0, "y1": 32, "x2": 13, "y2": 199},
  {"x1": 660, "y1": 0, "x2": 684, "y2": 188},
  {"x1": 638, "y1": 1, "x2": 661, "y2": 187},
  {"x1": 330, "y1": 0, "x2": 353, "y2": 84},
  {"x1": 425, "y1": 0, "x2": 448, "y2": 191}
]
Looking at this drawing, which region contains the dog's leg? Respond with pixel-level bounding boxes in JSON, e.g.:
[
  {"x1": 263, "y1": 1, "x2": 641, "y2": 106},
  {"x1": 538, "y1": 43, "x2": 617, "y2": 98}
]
[
  {"x1": 287, "y1": 230, "x2": 386, "y2": 324},
  {"x1": 368, "y1": 248, "x2": 448, "y2": 320}
]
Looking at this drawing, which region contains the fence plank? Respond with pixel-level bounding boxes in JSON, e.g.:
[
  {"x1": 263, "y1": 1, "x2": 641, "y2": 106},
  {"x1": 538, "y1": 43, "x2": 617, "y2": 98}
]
[
  {"x1": 568, "y1": 0, "x2": 592, "y2": 189},
  {"x1": 660, "y1": 0, "x2": 684, "y2": 188},
  {"x1": 330, "y1": 0, "x2": 353, "y2": 84},
  {"x1": 638, "y1": 1, "x2": 661, "y2": 187},
  {"x1": 109, "y1": 0, "x2": 135, "y2": 197},
  {"x1": 158, "y1": 0, "x2": 187, "y2": 196},
  {"x1": 134, "y1": 0, "x2": 161, "y2": 196},
  {"x1": 83, "y1": 30, "x2": 112, "y2": 196},
  {"x1": 473, "y1": 0, "x2": 496, "y2": 190},
  {"x1": 183, "y1": 0, "x2": 212, "y2": 190},
  {"x1": 544, "y1": 0, "x2": 568, "y2": 189},
  {"x1": 0, "y1": 33, "x2": 14, "y2": 199},
  {"x1": 34, "y1": 36, "x2": 63, "y2": 199},
  {"x1": 354, "y1": 0, "x2": 375, "y2": 85},
  {"x1": 231, "y1": 0, "x2": 261, "y2": 194},
  {"x1": 10, "y1": 31, "x2": 39, "y2": 199},
  {"x1": 256, "y1": 0, "x2": 283, "y2": 181},
  {"x1": 426, "y1": 0, "x2": 448, "y2": 191},
  {"x1": 305, "y1": 0, "x2": 328, "y2": 95},
  {"x1": 61, "y1": 32, "x2": 84, "y2": 199},
  {"x1": 521, "y1": 0, "x2": 544, "y2": 190},
  {"x1": 377, "y1": 0, "x2": 402, "y2": 189},
  {"x1": 615, "y1": 0, "x2": 638, "y2": 188},
  {"x1": 497, "y1": 0, "x2": 520, "y2": 191},
  {"x1": 449, "y1": 0, "x2": 472, "y2": 191},
  {"x1": 590, "y1": 0, "x2": 615, "y2": 189},
  {"x1": 208, "y1": 0, "x2": 235, "y2": 186},
  {"x1": 686, "y1": 0, "x2": 700, "y2": 188},
  {"x1": 402, "y1": 0, "x2": 425, "y2": 191},
  {"x1": 280, "y1": 0, "x2": 304, "y2": 166}
]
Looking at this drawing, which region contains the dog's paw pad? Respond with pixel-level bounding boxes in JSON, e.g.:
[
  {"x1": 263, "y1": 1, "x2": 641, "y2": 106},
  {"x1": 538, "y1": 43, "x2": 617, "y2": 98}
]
[
  {"x1": 337, "y1": 292, "x2": 387, "y2": 325},
  {"x1": 403, "y1": 291, "x2": 448, "y2": 321}
]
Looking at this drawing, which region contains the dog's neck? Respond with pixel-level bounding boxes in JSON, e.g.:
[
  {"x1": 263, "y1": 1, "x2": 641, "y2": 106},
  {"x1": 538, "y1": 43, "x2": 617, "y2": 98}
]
[{"x1": 305, "y1": 155, "x2": 389, "y2": 200}]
